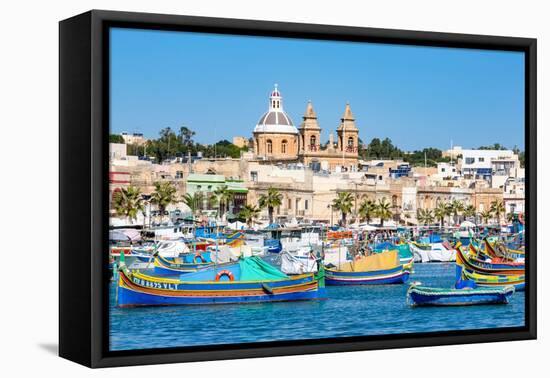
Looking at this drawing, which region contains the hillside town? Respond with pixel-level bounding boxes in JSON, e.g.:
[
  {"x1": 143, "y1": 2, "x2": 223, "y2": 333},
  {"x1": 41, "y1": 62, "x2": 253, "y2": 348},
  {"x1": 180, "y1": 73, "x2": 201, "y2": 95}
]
[{"x1": 109, "y1": 85, "x2": 525, "y2": 229}]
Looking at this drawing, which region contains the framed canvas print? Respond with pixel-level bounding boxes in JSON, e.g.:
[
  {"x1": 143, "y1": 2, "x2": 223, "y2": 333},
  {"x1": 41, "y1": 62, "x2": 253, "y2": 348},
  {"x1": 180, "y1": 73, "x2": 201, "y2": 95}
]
[{"x1": 59, "y1": 10, "x2": 537, "y2": 368}]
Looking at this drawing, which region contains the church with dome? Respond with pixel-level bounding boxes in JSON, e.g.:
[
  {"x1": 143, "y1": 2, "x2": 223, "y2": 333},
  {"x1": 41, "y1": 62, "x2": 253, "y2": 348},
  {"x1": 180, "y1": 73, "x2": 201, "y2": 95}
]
[{"x1": 252, "y1": 85, "x2": 360, "y2": 171}]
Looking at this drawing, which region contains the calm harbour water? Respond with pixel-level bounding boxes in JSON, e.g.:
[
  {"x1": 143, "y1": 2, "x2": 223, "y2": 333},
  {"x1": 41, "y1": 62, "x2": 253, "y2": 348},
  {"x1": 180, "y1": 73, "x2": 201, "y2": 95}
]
[{"x1": 109, "y1": 262, "x2": 525, "y2": 351}]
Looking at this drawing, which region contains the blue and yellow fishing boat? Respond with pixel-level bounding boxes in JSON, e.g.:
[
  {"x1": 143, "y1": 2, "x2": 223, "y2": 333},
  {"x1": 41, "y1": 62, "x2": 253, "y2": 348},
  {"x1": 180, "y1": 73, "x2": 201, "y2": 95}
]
[
  {"x1": 325, "y1": 250, "x2": 409, "y2": 285},
  {"x1": 457, "y1": 245, "x2": 524, "y2": 275},
  {"x1": 117, "y1": 256, "x2": 326, "y2": 307},
  {"x1": 460, "y1": 267, "x2": 525, "y2": 291},
  {"x1": 153, "y1": 253, "x2": 213, "y2": 275},
  {"x1": 407, "y1": 284, "x2": 514, "y2": 306}
]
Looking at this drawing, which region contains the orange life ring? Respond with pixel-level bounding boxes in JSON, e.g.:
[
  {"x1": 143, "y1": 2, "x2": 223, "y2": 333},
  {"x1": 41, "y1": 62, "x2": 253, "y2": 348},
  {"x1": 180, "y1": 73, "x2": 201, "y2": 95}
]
[
  {"x1": 215, "y1": 270, "x2": 235, "y2": 282},
  {"x1": 518, "y1": 213, "x2": 525, "y2": 225},
  {"x1": 193, "y1": 254, "x2": 206, "y2": 264}
]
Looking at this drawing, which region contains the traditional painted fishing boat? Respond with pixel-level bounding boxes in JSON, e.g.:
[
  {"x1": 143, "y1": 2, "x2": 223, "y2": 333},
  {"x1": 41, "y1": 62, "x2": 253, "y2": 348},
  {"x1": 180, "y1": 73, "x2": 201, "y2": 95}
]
[
  {"x1": 460, "y1": 267, "x2": 525, "y2": 291},
  {"x1": 456, "y1": 245, "x2": 524, "y2": 275},
  {"x1": 407, "y1": 284, "x2": 514, "y2": 306},
  {"x1": 153, "y1": 253, "x2": 213, "y2": 276},
  {"x1": 116, "y1": 256, "x2": 326, "y2": 307},
  {"x1": 484, "y1": 239, "x2": 525, "y2": 261},
  {"x1": 372, "y1": 242, "x2": 414, "y2": 264},
  {"x1": 409, "y1": 241, "x2": 456, "y2": 263},
  {"x1": 325, "y1": 250, "x2": 409, "y2": 285}
]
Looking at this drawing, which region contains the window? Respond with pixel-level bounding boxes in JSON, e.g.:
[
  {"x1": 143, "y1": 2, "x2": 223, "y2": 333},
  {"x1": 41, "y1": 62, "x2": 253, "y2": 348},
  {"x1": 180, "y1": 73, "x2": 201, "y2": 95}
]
[
  {"x1": 288, "y1": 198, "x2": 292, "y2": 209},
  {"x1": 250, "y1": 171, "x2": 258, "y2": 182},
  {"x1": 465, "y1": 157, "x2": 475, "y2": 164},
  {"x1": 266, "y1": 139, "x2": 272, "y2": 154},
  {"x1": 309, "y1": 135, "x2": 317, "y2": 150},
  {"x1": 478, "y1": 157, "x2": 485, "y2": 162},
  {"x1": 441, "y1": 168, "x2": 446, "y2": 172},
  {"x1": 305, "y1": 200, "x2": 308, "y2": 210},
  {"x1": 281, "y1": 140, "x2": 288, "y2": 154},
  {"x1": 347, "y1": 137, "x2": 354, "y2": 147}
]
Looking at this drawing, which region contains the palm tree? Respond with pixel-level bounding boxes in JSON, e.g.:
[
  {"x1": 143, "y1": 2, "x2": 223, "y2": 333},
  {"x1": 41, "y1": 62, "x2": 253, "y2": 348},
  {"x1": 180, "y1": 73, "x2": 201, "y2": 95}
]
[
  {"x1": 375, "y1": 199, "x2": 393, "y2": 227},
  {"x1": 112, "y1": 186, "x2": 145, "y2": 222},
  {"x1": 181, "y1": 192, "x2": 204, "y2": 218},
  {"x1": 490, "y1": 200, "x2": 505, "y2": 225},
  {"x1": 258, "y1": 187, "x2": 283, "y2": 224},
  {"x1": 213, "y1": 185, "x2": 234, "y2": 220},
  {"x1": 479, "y1": 210, "x2": 493, "y2": 225},
  {"x1": 239, "y1": 204, "x2": 261, "y2": 228},
  {"x1": 150, "y1": 182, "x2": 178, "y2": 221},
  {"x1": 332, "y1": 191, "x2": 354, "y2": 226},
  {"x1": 463, "y1": 204, "x2": 476, "y2": 220},
  {"x1": 358, "y1": 198, "x2": 376, "y2": 224},
  {"x1": 416, "y1": 208, "x2": 434, "y2": 226},
  {"x1": 449, "y1": 199, "x2": 464, "y2": 225},
  {"x1": 434, "y1": 202, "x2": 448, "y2": 227}
]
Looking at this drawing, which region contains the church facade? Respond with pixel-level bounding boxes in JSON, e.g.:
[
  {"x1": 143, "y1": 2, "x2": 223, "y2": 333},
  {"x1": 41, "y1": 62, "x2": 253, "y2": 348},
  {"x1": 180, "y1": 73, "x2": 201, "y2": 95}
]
[{"x1": 252, "y1": 85, "x2": 360, "y2": 172}]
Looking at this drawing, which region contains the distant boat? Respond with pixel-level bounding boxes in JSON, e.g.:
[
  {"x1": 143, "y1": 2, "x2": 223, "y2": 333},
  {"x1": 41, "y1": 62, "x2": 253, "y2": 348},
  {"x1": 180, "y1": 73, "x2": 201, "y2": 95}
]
[
  {"x1": 152, "y1": 253, "x2": 213, "y2": 275},
  {"x1": 325, "y1": 250, "x2": 409, "y2": 285},
  {"x1": 409, "y1": 241, "x2": 456, "y2": 263},
  {"x1": 407, "y1": 284, "x2": 514, "y2": 306},
  {"x1": 116, "y1": 256, "x2": 326, "y2": 307}
]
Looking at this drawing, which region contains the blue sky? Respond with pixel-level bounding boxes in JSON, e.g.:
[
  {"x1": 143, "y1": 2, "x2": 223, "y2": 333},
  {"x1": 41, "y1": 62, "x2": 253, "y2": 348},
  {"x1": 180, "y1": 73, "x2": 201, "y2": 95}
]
[{"x1": 110, "y1": 28, "x2": 525, "y2": 151}]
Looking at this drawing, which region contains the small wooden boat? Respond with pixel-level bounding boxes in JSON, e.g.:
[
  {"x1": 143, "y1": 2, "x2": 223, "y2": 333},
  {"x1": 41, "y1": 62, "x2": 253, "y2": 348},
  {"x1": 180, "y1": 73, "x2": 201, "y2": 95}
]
[
  {"x1": 325, "y1": 250, "x2": 409, "y2": 285},
  {"x1": 457, "y1": 245, "x2": 524, "y2": 275},
  {"x1": 407, "y1": 284, "x2": 514, "y2": 306},
  {"x1": 153, "y1": 253, "x2": 213, "y2": 275},
  {"x1": 117, "y1": 256, "x2": 326, "y2": 307},
  {"x1": 460, "y1": 267, "x2": 525, "y2": 291}
]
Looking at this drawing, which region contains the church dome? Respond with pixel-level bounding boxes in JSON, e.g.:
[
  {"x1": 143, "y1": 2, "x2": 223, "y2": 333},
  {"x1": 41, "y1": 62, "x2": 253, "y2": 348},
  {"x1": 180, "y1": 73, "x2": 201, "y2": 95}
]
[{"x1": 254, "y1": 85, "x2": 298, "y2": 134}]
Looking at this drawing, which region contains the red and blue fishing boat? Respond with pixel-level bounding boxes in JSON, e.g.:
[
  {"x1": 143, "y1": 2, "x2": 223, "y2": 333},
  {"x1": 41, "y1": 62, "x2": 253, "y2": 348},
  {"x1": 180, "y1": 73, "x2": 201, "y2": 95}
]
[
  {"x1": 117, "y1": 256, "x2": 326, "y2": 307},
  {"x1": 325, "y1": 250, "x2": 409, "y2": 285}
]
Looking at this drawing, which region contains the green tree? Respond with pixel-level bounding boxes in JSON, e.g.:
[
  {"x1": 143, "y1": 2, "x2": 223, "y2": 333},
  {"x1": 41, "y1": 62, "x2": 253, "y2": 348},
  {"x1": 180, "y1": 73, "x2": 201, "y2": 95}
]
[
  {"x1": 213, "y1": 185, "x2": 234, "y2": 220},
  {"x1": 434, "y1": 202, "x2": 449, "y2": 227},
  {"x1": 150, "y1": 182, "x2": 178, "y2": 220},
  {"x1": 239, "y1": 204, "x2": 261, "y2": 228},
  {"x1": 178, "y1": 126, "x2": 195, "y2": 150},
  {"x1": 112, "y1": 186, "x2": 145, "y2": 222},
  {"x1": 449, "y1": 199, "x2": 464, "y2": 225},
  {"x1": 358, "y1": 198, "x2": 377, "y2": 223},
  {"x1": 181, "y1": 192, "x2": 204, "y2": 218},
  {"x1": 490, "y1": 200, "x2": 505, "y2": 225},
  {"x1": 463, "y1": 204, "x2": 476, "y2": 220},
  {"x1": 332, "y1": 192, "x2": 354, "y2": 226},
  {"x1": 417, "y1": 208, "x2": 434, "y2": 226},
  {"x1": 259, "y1": 187, "x2": 283, "y2": 224},
  {"x1": 375, "y1": 198, "x2": 393, "y2": 227},
  {"x1": 478, "y1": 143, "x2": 506, "y2": 150},
  {"x1": 109, "y1": 134, "x2": 124, "y2": 143},
  {"x1": 480, "y1": 210, "x2": 493, "y2": 224}
]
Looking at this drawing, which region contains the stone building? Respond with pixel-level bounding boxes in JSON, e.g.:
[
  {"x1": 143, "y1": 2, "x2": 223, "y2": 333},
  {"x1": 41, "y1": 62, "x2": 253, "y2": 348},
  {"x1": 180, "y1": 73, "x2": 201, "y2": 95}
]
[
  {"x1": 253, "y1": 85, "x2": 299, "y2": 161},
  {"x1": 252, "y1": 85, "x2": 360, "y2": 171}
]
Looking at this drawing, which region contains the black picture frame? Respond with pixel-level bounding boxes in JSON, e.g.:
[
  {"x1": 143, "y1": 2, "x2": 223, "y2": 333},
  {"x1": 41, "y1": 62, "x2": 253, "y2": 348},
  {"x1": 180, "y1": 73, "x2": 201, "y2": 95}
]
[{"x1": 59, "y1": 9, "x2": 537, "y2": 368}]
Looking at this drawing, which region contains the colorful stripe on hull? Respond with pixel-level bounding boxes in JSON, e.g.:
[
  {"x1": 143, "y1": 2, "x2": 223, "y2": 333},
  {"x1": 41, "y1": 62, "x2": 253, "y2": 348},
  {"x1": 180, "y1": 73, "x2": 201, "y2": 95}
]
[
  {"x1": 117, "y1": 269, "x2": 325, "y2": 307},
  {"x1": 325, "y1": 265, "x2": 409, "y2": 285}
]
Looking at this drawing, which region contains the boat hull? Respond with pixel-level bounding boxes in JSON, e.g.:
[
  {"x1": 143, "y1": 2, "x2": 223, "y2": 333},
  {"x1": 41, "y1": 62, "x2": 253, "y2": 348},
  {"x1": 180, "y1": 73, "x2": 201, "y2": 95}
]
[
  {"x1": 325, "y1": 265, "x2": 409, "y2": 285},
  {"x1": 407, "y1": 286, "x2": 514, "y2": 306},
  {"x1": 117, "y1": 269, "x2": 325, "y2": 307}
]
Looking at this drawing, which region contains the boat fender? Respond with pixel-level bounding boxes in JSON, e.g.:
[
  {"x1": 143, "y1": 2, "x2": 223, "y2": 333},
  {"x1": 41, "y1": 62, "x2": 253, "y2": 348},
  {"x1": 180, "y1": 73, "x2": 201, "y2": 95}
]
[
  {"x1": 215, "y1": 270, "x2": 235, "y2": 282},
  {"x1": 194, "y1": 254, "x2": 206, "y2": 263}
]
